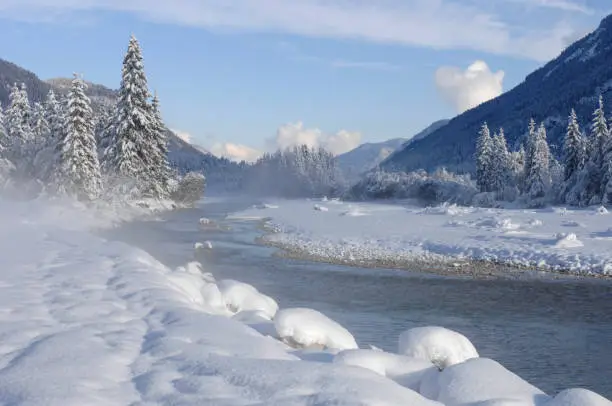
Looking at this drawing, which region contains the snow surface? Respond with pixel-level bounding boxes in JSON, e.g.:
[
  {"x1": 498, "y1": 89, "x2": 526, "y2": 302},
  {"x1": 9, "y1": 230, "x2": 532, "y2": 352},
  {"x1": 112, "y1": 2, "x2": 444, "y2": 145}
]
[
  {"x1": 2, "y1": 198, "x2": 610, "y2": 405},
  {"x1": 274, "y1": 308, "x2": 359, "y2": 350},
  {"x1": 0, "y1": 198, "x2": 448, "y2": 405},
  {"x1": 398, "y1": 326, "x2": 479, "y2": 369},
  {"x1": 234, "y1": 199, "x2": 612, "y2": 275}
]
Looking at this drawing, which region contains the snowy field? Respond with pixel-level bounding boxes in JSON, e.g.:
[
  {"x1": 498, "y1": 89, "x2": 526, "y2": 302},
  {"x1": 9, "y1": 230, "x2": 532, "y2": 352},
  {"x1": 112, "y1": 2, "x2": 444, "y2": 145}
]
[
  {"x1": 233, "y1": 199, "x2": 612, "y2": 277},
  {"x1": 1, "y1": 197, "x2": 610, "y2": 405}
]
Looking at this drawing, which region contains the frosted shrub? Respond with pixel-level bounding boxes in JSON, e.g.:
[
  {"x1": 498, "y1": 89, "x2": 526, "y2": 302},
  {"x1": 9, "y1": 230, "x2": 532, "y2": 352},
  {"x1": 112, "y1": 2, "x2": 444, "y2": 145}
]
[{"x1": 172, "y1": 171, "x2": 205, "y2": 206}]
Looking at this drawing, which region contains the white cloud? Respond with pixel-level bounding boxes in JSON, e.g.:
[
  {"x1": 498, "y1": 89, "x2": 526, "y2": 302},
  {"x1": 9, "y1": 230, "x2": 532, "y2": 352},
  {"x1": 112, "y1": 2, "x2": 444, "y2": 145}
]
[
  {"x1": 0, "y1": 0, "x2": 600, "y2": 61},
  {"x1": 435, "y1": 60, "x2": 505, "y2": 114},
  {"x1": 499, "y1": 0, "x2": 592, "y2": 14},
  {"x1": 209, "y1": 142, "x2": 262, "y2": 163},
  {"x1": 269, "y1": 122, "x2": 361, "y2": 156}
]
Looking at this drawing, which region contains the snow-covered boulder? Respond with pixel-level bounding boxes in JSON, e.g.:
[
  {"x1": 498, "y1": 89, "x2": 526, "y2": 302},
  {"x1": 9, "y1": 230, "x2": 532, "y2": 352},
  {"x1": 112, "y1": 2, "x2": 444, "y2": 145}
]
[
  {"x1": 334, "y1": 349, "x2": 436, "y2": 391},
  {"x1": 398, "y1": 326, "x2": 479, "y2": 369},
  {"x1": 232, "y1": 310, "x2": 277, "y2": 338},
  {"x1": 194, "y1": 241, "x2": 213, "y2": 251},
  {"x1": 168, "y1": 263, "x2": 226, "y2": 312},
  {"x1": 199, "y1": 217, "x2": 211, "y2": 225},
  {"x1": 553, "y1": 233, "x2": 583, "y2": 249},
  {"x1": 313, "y1": 204, "x2": 329, "y2": 212},
  {"x1": 274, "y1": 308, "x2": 358, "y2": 350},
  {"x1": 594, "y1": 206, "x2": 608, "y2": 215},
  {"x1": 546, "y1": 388, "x2": 612, "y2": 406},
  {"x1": 419, "y1": 358, "x2": 548, "y2": 406},
  {"x1": 217, "y1": 280, "x2": 278, "y2": 319}
]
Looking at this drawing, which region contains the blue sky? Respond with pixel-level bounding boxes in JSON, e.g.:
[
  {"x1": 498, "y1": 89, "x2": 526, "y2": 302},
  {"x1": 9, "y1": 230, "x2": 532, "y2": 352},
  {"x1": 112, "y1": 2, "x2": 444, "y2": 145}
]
[{"x1": 0, "y1": 0, "x2": 609, "y2": 161}]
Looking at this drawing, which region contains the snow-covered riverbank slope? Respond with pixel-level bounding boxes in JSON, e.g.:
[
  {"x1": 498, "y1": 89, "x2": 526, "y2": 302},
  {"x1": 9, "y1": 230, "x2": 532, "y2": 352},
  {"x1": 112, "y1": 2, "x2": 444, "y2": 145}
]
[
  {"x1": 233, "y1": 199, "x2": 612, "y2": 277},
  {"x1": 1, "y1": 198, "x2": 610, "y2": 405}
]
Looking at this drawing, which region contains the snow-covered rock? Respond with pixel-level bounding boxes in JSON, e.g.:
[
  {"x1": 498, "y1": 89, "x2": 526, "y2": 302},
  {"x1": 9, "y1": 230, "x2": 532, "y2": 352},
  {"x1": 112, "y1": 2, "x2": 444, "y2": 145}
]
[
  {"x1": 217, "y1": 280, "x2": 278, "y2": 319},
  {"x1": 334, "y1": 349, "x2": 436, "y2": 390},
  {"x1": 199, "y1": 217, "x2": 211, "y2": 225},
  {"x1": 554, "y1": 233, "x2": 584, "y2": 249},
  {"x1": 546, "y1": 388, "x2": 612, "y2": 406},
  {"x1": 313, "y1": 204, "x2": 329, "y2": 212},
  {"x1": 420, "y1": 358, "x2": 549, "y2": 406},
  {"x1": 398, "y1": 326, "x2": 479, "y2": 369},
  {"x1": 274, "y1": 308, "x2": 358, "y2": 350}
]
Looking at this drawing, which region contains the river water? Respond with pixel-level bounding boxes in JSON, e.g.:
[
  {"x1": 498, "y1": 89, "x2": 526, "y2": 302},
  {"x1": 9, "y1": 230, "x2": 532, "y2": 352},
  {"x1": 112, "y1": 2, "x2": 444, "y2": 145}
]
[{"x1": 102, "y1": 197, "x2": 612, "y2": 398}]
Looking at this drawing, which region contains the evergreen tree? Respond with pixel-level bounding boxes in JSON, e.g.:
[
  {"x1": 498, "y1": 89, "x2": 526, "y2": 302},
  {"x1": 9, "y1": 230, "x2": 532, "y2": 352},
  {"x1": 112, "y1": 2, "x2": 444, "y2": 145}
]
[
  {"x1": 5, "y1": 83, "x2": 33, "y2": 160},
  {"x1": 45, "y1": 89, "x2": 65, "y2": 146},
  {"x1": 582, "y1": 96, "x2": 609, "y2": 205},
  {"x1": 563, "y1": 109, "x2": 585, "y2": 182},
  {"x1": 0, "y1": 103, "x2": 7, "y2": 155},
  {"x1": 0, "y1": 103, "x2": 15, "y2": 184},
  {"x1": 525, "y1": 123, "x2": 551, "y2": 201},
  {"x1": 111, "y1": 35, "x2": 153, "y2": 188},
  {"x1": 475, "y1": 122, "x2": 493, "y2": 193},
  {"x1": 30, "y1": 102, "x2": 50, "y2": 149},
  {"x1": 491, "y1": 128, "x2": 510, "y2": 193},
  {"x1": 58, "y1": 74, "x2": 102, "y2": 200},
  {"x1": 146, "y1": 92, "x2": 172, "y2": 198},
  {"x1": 524, "y1": 118, "x2": 537, "y2": 182},
  {"x1": 95, "y1": 103, "x2": 116, "y2": 172}
]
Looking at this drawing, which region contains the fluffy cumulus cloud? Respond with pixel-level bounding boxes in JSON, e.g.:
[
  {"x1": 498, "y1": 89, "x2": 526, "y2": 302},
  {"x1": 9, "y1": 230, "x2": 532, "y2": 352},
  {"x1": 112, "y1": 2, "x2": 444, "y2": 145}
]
[
  {"x1": 1, "y1": 0, "x2": 602, "y2": 61},
  {"x1": 435, "y1": 60, "x2": 505, "y2": 114},
  {"x1": 209, "y1": 142, "x2": 262, "y2": 163},
  {"x1": 269, "y1": 122, "x2": 361, "y2": 156}
]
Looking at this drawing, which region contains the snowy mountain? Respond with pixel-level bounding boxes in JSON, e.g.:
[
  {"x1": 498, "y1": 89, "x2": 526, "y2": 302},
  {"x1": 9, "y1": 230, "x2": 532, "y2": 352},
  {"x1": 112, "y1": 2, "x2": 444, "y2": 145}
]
[
  {"x1": 337, "y1": 138, "x2": 406, "y2": 180},
  {"x1": 0, "y1": 60, "x2": 242, "y2": 188},
  {"x1": 337, "y1": 119, "x2": 449, "y2": 180},
  {"x1": 382, "y1": 13, "x2": 612, "y2": 174}
]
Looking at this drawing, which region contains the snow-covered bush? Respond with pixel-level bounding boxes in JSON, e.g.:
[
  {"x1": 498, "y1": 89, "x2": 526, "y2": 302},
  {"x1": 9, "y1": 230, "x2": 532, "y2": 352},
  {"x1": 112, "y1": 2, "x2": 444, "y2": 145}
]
[
  {"x1": 398, "y1": 326, "x2": 479, "y2": 369},
  {"x1": 346, "y1": 169, "x2": 477, "y2": 205},
  {"x1": 172, "y1": 171, "x2": 205, "y2": 206},
  {"x1": 274, "y1": 308, "x2": 358, "y2": 350}
]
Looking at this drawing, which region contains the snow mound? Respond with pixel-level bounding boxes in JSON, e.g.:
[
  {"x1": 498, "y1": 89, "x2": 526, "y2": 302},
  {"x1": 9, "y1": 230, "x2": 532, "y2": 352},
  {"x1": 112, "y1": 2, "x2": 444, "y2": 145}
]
[
  {"x1": 398, "y1": 326, "x2": 479, "y2": 369},
  {"x1": 254, "y1": 203, "x2": 279, "y2": 209},
  {"x1": 546, "y1": 388, "x2": 612, "y2": 406},
  {"x1": 274, "y1": 308, "x2": 358, "y2": 350},
  {"x1": 422, "y1": 203, "x2": 473, "y2": 216},
  {"x1": 194, "y1": 241, "x2": 213, "y2": 250},
  {"x1": 594, "y1": 206, "x2": 608, "y2": 215},
  {"x1": 334, "y1": 349, "x2": 436, "y2": 391},
  {"x1": 554, "y1": 233, "x2": 584, "y2": 249},
  {"x1": 341, "y1": 206, "x2": 368, "y2": 217},
  {"x1": 199, "y1": 217, "x2": 211, "y2": 225},
  {"x1": 561, "y1": 220, "x2": 584, "y2": 228},
  {"x1": 314, "y1": 204, "x2": 329, "y2": 212},
  {"x1": 420, "y1": 358, "x2": 548, "y2": 406},
  {"x1": 217, "y1": 280, "x2": 278, "y2": 319},
  {"x1": 528, "y1": 219, "x2": 543, "y2": 227}
]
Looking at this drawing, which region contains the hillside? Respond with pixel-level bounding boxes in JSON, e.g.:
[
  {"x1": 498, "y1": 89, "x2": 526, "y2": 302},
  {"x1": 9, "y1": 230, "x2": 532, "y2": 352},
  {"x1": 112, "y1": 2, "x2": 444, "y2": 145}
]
[
  {"x1": 382, "y1": 13, "x2": 612, "y2": 174},
  {"x1": 338, "y1": 119, "x2": 449, "y2": 180},
  {"x1": 0, "y1": 58, "x2": 241, "y2": 187}
]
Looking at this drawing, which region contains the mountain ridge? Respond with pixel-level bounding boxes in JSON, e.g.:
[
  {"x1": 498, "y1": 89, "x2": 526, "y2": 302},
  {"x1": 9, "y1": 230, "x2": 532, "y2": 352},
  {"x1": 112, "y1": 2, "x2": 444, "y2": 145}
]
[{"x1": 382, "y1": 14, "x2": 612, "y2": 173}]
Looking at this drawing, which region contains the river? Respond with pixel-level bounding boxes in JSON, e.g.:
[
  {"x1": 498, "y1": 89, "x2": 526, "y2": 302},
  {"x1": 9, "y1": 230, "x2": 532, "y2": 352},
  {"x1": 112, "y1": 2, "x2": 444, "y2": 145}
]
[{"x1": 101, "y1": 196, "x2": 612, "y2": 398}]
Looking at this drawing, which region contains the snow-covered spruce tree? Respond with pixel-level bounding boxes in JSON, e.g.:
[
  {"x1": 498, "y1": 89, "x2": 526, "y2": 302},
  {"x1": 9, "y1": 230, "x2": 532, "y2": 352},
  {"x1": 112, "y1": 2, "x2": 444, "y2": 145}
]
[
  {"x1": 525, "y1": 123, "x2": 551, "y2": 203},
  {"x1": 475, "y1": 122, "x2": 493, "y2": 193},
  {"x1": 581, "y1": 96, "x2": 609, "y2": 205},
  {"x1": 0, "y1": 104, "x2": 15, "y2": 185},
  {"x1": 491, "y1": 128, "x2": 511, "y2": 194},
  {"x1": 57, "y1": 74, "x2": 102, "y2": 201},
  {"x1": 0, "y1": 103, "x2": 7, "y2": 155},
  {"x1": 509, "y1": 145, "x2": 525, "y2": 189},
  {"x1": 562, "y1": 109, "x2": 586, "y2": 204},
  {"x1": 601, "y1": 118, "x2": 612, "y2": 205},
  {"x1": 110, "y1": 35, "x2": 155, "y2": 195},
  {"x1": 523, "y1": 118, "x2": 537, "y2": 185},
  {"x1": 5, "y1": 83, "x2": 33, "y2": 169},
  {"x1": 146, "y1": 92, "x2": 172, "y2": 199}
]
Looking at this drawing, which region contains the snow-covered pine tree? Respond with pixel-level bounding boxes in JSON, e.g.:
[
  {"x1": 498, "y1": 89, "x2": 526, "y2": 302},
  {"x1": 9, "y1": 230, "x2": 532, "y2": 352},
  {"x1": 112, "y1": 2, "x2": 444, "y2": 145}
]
[
  {"x1": 111, "y1": 35, "x2": 154, "y2": 192},
  {"x1": 560, "y1": 109, "x2": 586, "y2": 205},
  {"x1": 5, "y1": 83, "x2": 33, "y2": 162},
  {"x1": 525, "y1": 123, "x2": 551, "y2": 202},
  {"x1": 0, "y1": 103, "x2": 7, "y2": 155},
  {"x1": 146, "y1": 92, "x2": 171, "y2": 199},
  {"x1": 582, "y1": 96, "x2": 609, "y2": 205},
  {"x1": 95, "y1": 103, "x2": 116, "y2": 172},
  {"x1": 491, "y1": 128, "x2": 510, "y2": 193},
  {"x1": 510, "y1": 145, "x2": 525, "y2": 188},
  {"x1": 523, "y1": 118, "x2": 537, "y2": 184},
  {"x1": 475, "y1": 122, "x2": 493, "y2": 193},
  {"x1": 601, "y1": 114, "x2": 612, "y2": 205},
  {"x1": 0, "y1": 103, "x2": 15, "y2": 184},
  {"x1": 58, "y1": 74, "x2": 102, "y2": 200}
]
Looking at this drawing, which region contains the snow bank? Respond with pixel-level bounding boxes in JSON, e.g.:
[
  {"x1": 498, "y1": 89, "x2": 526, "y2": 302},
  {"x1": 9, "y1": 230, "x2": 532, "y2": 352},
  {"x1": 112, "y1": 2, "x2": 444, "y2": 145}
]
[
  {"x1": 398, "y1": 326, "x2": 479, "y2": 369},
  {"x1": 274, "y1": 308, "x2": 358, "y2": 350},
  {"x1": 233, "y1": 199, "x2": 612, "y2": 275},
  {"x1": 0, "y1": 198, "x2": 441, "y2": 405},
  {"x1": 217, "y1": 280, "x2": 278, "y2": 319},
  {"x1": 546, "y1": 388, "x2": 612, "y2": 406},
  {"x1": 420, "y1": 358, "x2": 549, "y2": 406},
  {"x1": 334, "y1": 349, "x2": 436, "y2": 390}
]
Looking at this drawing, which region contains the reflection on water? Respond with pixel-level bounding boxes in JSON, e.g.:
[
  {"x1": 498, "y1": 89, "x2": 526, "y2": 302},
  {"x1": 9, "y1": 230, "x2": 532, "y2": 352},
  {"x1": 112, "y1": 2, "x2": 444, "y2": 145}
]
[{"x1": 102, "y1": 198, "x2": 612, "y2": 398}]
